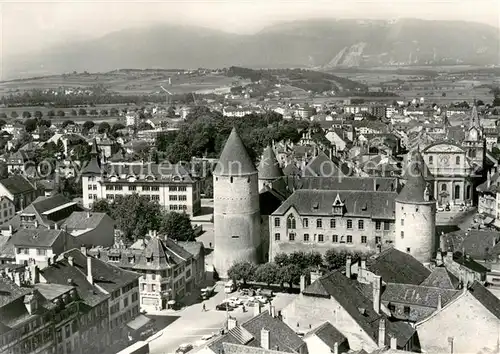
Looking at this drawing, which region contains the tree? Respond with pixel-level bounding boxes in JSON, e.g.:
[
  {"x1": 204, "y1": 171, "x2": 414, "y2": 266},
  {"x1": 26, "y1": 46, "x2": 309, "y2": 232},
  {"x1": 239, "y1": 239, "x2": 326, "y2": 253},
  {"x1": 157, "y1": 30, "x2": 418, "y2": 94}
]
[
  {"x1": 24, "y1": 119, "x2": 38, "y2": 133},
  {"x1": 280, "y1": 264, "x2": 301, "y2": 289},
  {"x1": 0, "y1": 161, "x2": 8, "y2": 179},
  {"x1": 255, "y1": 263, "x2": 279, "y2": 286},
  {"x1": 78, "y1": 108, "x2": 87, "y2": 116},
  {"x1": 274, "y1": 253, "x2": 289, "y2": 266},
  {"x1": 22, "y1": 111, "x2": 32, "y2": 118},
  {"x1": 38, "y1": 119, "x2": 51, "y2": 128},
  {"x1": 56, "y1": 110, "x2": 65, "y2": 117},
  {"x1": 10, "y1": 111, "x2": 18, "y2": 118},
  {"x1": 61, "y1": 120, "x2": 75, "y2": 128},
  {"x1": 34, "y1": 111, "x2": 43, "y2": 119},
  {"x1": 70, "y1": 109, "x2": 78, "y2": 116},
  {"x1": 92, "y1": 199, "x2": 112, "y2": 214},
  {"x1": 83, "y1": 121, "x2": 95, "y2": 131},
  {"x1": 110, "y1": 194, "x2": 163, "y2": 241},
  {"x1": 110, "y1": 108, "x2": 119, "y2": 116},
  {"x1": 167, "y1": 106, "x2": 176, "y2": 117},
  {"x1": 0, "y1": 113, "x2": 6, "y2": 119},
  {"x1": 227, "y1": 261, "x2": 256, "y2": 285},
  {"x1": 100, "y1": 109, "x2": 108, "y2": 116},
  {"x1": 98, "y1": 122, "x2": 110, "y2": 133},
  {"x1": 324, "y1": 249, "x2": 349, "y2": 270},
  {"x1": 89, "y1": 109, "x2": 98, "y2": 116},
  {"x1": 47, "y1": 110, "x2": 55, "y2": 117},
  {"x1": 493, "y1": 94, "x2": 500, "y2": 107},
  {"x1": 159, "y1": 212, "x2": 196, "y2": 241}
]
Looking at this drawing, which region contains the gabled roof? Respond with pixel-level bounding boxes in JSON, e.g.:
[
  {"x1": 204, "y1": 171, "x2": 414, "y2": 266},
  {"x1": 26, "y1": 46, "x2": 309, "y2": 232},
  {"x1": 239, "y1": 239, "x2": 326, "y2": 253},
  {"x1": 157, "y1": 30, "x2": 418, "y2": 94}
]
[
  {"x1": 303, "y1": 151, "x2": 345, "y2": 178},
  {"x1": 469, "y1": 281, "x2": 500, "y2": 319},
  {"x1": 0, "y1": 175, "x2": 36, "y2": 195},
  {"x1": 302, "y1": 271, "x2": 415, "y2": 348},
  {"x1": 420, "y1": 267, "x2": 460, "y2": 289},
  {"x1": 62, "y1": 212, "x2": 112, "y2": 231},
  {"x1": 272, "y1": 189, "x2": 397, "y2": 220},
  {"x1": 305, "y1": 322, "x2": 348, "y2": 350},
  {"x1": 214, "y1": 127, "x2": 256, "y2": 176},
  {"x1": 258, "y1": 146, "x2": 283, "y2": 180},
  {"x1": 12, "y1": 229, "x2": 69, "y2": 248},
  {"x1": 367, "y1": 248, "x2": 431, "y2": 285},
  {"x1": 221, "y1": 343, "x2": 290, "y2": 354},
  {"x1": 381, "y1": 283, "x2": 459, "y2": 309},
  {"x1": 441, "y1": 230, "x2": 500, "y2": 261}
]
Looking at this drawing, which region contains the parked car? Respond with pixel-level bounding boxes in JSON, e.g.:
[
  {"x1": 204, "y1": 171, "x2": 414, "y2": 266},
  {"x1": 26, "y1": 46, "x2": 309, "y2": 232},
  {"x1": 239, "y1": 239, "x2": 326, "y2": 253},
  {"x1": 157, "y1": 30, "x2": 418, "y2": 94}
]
[
  {"x1": 228, "y1": 297, "x2": 244, "y2": 305},
  {"x1": 216, "y1": 303, "x2": 234, "y2": 311},
  {"x1": 176, "y1": 343, "x2": 193, "y2": 353},
  {"x1": 255, "y1": 295, "x2": 269, "y2": 304},
  {"x1": 240, "y1": 288, "x2": 256, "y2": 296}
]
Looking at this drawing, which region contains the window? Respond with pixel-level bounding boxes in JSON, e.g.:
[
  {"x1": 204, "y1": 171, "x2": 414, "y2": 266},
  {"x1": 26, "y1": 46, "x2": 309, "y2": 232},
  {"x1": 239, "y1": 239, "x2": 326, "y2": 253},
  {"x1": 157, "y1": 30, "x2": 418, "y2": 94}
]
[
  {"x1": 132, "y1": 293, "x2": 138, "y2": 303},
  {"x1": 401, "y1": 231, "x2": 404, "y2": 238},
  {"x1": 151, "y1": 186, "x2": 159, "y2": 191},
  {"x1": 456, "y1": 156, "x2": 460, "y2": 164},
  {"x1": 303, "y1": 218, "x2": 309, "y2": 228},
  {"x1": 178, "y1": 186, "x2": 187, "y2": 192},
  {"x1": 361, "y1": 236, "x2": 367, "y2": 244},
  {"x1": 179, "y1": 195, "x2": 187, "y2": 201},
  {"x1": 358, "y1": 220, "x2": 364, "y2": 230},
  {"x1": 406, "y1": 247, "x2": 411, "y2": 253},
  {"x1": 289, "y1": 233, "x2": 295, "y2": 241},
  {"x1": 123, "y1": 297, "x2": 129, "y2": 308},
  {"x1": 375, "y1": 221, "x2": 381, "y2": 230},
  {"x1": 106, "y1": 185, "x2": 114, "y2": 190},
  {"x1": 403, "y1": 306, "x2": 410, "y2": 316},
  {"x1": 428, "y1": 156, "x2": 433, "y2": 164},
  {"x1": 384, "y1": 222, "x2": 390, "y2": 231},
  {"x1": 274, "y1": 233, "x2": 280, "y2": 241},
  {"x1": 36, "y1": 249, "x2": 47, "y2": 256},
  {"x1": 347, "y1": 220, "x2": 353, "y2": 229},
  {"x1": 454, "y1": 185, "x2": 460, "y2": 200},
  {"x1": 332, "y1": 235, "x2": 338, "y2": 243},
  {"x1": 106, "y1": 194, "x2": 114, "y2": 200},
  {"x1": 401, "y1": 219, "x2": 404, "y2": 226},
  {"x1": 375, "y1": 236, "x2": 381, "y2": 244},
  {"x1": 388, "y1": 303, "x2": 396, "y2": 312},
  {"x1": 65, "y1": 324, "x2": 71, "y2": 338},
  {"x1": 230, "y1": 177, "x2": 233, "y2": 183},
  {"x1": 318, "y1": 234, "x2": 324, "y2": 242},
  {"x1": 114, "y1": 185, "x2": 123, "y2": 191},
  {"x1": 441, "y1": 184, "x2": 447, "y2": 191},
  {"x1": 93, "y1": 185, "x2": 97, "y2": 190},
  {"x1": 169, "y1": 186, "x2": 178, "y2": 191},
  {"x1": 346, "y1": 235, "x2": 353, "y2": 244},
  {"x1": 129, "y1": 186, "x2": 136, "y2": 191},
  {"x1": 274, "y1": 218, "x2": 280, "y2": 227},
  {"x1": 316, "y1": 219, "x2": 322, "y2": 228},
  {"x1": 287, "y1": 215, "x2": 296, "y2": 229},
  {"x1": 169, "y1": 205, "x2": 178, "y2": 210},
  {"x1": 303, "y1": 234, "x2": 309, "y2": 242},
  {"x1": 88, "y1": 184, "x2": 93, "y2": 190},
  {"x1": 330, "y1": 219, "x2": 336, "y2": 228},
  {"x1": 152, "y1": 195, "x2": 159, "y2": 201},
  {"x1": 169, "y1": 195, "x2": 178, "y2": 201}
]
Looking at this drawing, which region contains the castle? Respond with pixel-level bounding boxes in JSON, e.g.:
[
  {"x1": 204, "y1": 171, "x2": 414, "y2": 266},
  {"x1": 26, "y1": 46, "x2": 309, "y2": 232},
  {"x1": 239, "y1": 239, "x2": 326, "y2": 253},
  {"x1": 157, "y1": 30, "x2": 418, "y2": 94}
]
[{"x1": 213, "y1": 128, "x2": 437, "y2": 277}]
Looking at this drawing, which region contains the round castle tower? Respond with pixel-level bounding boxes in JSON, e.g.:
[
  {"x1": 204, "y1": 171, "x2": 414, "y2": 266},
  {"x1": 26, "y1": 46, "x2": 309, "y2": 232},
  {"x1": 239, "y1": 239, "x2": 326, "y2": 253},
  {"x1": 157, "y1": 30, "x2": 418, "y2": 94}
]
[
  {"x1": 213, "y1": 127, "x2": 261, "y2": 279},
  {"x1": 395, "y1": 154, "x2": 436, "y2": 264},
  {"x1": 258, "y1": 145, "x2": 283, "y2": 192}
]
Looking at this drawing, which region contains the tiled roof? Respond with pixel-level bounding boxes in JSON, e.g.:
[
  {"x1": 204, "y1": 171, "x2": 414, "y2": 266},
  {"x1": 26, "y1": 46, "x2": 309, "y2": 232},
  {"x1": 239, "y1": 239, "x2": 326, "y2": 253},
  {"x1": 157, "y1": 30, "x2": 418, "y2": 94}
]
[
  {"x1": 0, "y1": 175, "x2": 36, "y2": 195},
  {"x1": 0, "y1": 277, "x2": 32, "y2": 308},
  {"x1": 367, "y1": 248, "x2": 431, "y2": 285},
  {"x1": 441, "y1": 230, "x2": 500, "y2": 260},
  {"x1": 214, "y1": 127, "x2": 256, "y2": 176},
  {"x1": 302, "y1": 271, "x2": 415, "y2": 348},
  {"x1": 381, "y1": 283, "x2": 460, "y2": 308},
  {"x1": 258, "y1": 146, "x2": 283, "y2": 180},
  {"x1": 34, "y1": 283, "x2": 74, "y2": 301},
  {"x1": 469, "y1": 281, "x2": 500, "y2": 319},
  {"x1": 303, "y1": 151, "x2": 345, "y2": 178},
  {"x1": 396, "y1": 156, "x2": 431, "y2": 204},
  {"x1": 305, "y1": 322, "x2": 348, "y2": 350},
  {"x1": 93, "y1": 163, "x2": 195, "y2": 183},
  {"x1": 451, "y1": 252, "x2": 489, "y2": 273},
  {"x1": 272, "y1": 189, "x2": 397, "y2": 220},
  {"x1": 62, "y1": 212, "x2": 111, "y2": 231},
  {"x1": 12, "y1": 229, "x2": 69, "y2": 248},
  {"x1": 241, "y1": 311, "x2": 305, "y2": 352},
  {"x1": 176, "y1": 241, "x2": 203, "y2": 258},
  {"x1": 222, "y1": 343, "x2": 290, "y2": 354},
  {"x1": 420, "y1": 267, "x2": 460, "y2": 289}
]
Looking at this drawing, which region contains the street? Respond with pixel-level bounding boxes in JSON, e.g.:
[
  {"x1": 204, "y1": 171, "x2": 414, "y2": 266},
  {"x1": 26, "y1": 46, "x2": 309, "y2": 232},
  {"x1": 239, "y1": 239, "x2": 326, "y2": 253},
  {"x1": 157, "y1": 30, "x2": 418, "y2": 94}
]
[{"x1": 145, "y1": 283, "x2": 295, "y2": 354}]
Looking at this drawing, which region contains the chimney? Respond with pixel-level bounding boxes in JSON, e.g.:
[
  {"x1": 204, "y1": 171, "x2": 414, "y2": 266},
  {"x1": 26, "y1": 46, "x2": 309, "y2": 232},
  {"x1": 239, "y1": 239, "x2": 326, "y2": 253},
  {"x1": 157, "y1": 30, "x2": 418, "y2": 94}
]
[
  {"x1": 29, "y1": 265, "x2": 39, "y2": 284},
  {"x1": 373, "y1": 178, "x2": 377, "y2": 191},
  {"x1": 68, "y1": 256, "x2": 74, "y2": 267},
  {"x1": 67, "y1": 278, "x2": 73, "y2": 286},
  {"x1": 54, "y1": 223, "x2": 58, "y2": 230},
  {"x1": 378, "y1": 319, "x2": 386, "y2": 347},
  {"x1": 487, "y1": 171, "x2": 491, "y2": 188},
  {"x1": 81, "y1": 246, "x2": 87, "y2": 255},
  {"x1": 446, "y1": 251, "x2": 453, "y2": 262},
  {"x1": 373, "y1": 275, "x2": 382, "y2": 314},
  {"x1": 52, "y1": 255, "x2": 57, "y2": 264},
  {"x1": 310, "y1": 270, "x2": 322, "y2": 283},
  {"x1": 390, "y1": 336, "x2": 398, "y2": 350},
  {"x1": 24, "y1": 292, "x2": 37, "y2": 315},
  {"x1": 87, "y1": 211, "x2": 91, "y2": 218},
  {"x1": 437, "y1": 294, "x2": 442, "y2": 310},
  {"x1": 300, "y1": 274, "x2": 307, "y2": 293},
  {"x1": 346, "y1": 256, "x2": 352, "y2": 278},
  {"x1": 254, "y1": 301, "x2": 261, "y2": 316},
  {"x1": 448, "y1": 337, "x2": 454, "y2": 354},
  {"x1": 86, "y1": 255, "x2": 93, "y2": 284},
  {"x1": 13, "y1": 272, "x2": 21, "y2": 286},
  {"x1": 34, "y1": 220, "x2": 39, "y2": 228},
  {"x1": 8, "y1": 225, "x2": 13, "y2": 235},
  {"x1": 47, "y1": 257, "x2": 52, "y2": 266},
  {"x1": 227, "y1": 317, "x2": 237, "y2": 330},
  {"x1": 261, "y1": 328, "x2": 270, "y2": 350},
  {"x1": 333, "y1": 342, "x2": 339, "y2": 354}
]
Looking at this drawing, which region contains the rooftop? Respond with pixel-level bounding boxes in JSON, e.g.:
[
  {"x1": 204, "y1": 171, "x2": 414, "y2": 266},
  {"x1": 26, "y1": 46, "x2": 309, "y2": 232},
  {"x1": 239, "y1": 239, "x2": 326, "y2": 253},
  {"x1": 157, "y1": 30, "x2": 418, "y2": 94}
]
[
  {"x1": 258, "y1": 146, "x2": 283, "y2": 181},
  {"x1": 0, "y1": 175, "x2": 36, "y2": 195},
  {"x1": 214, "y1": 127, "x2": 257, "y2": 177}
]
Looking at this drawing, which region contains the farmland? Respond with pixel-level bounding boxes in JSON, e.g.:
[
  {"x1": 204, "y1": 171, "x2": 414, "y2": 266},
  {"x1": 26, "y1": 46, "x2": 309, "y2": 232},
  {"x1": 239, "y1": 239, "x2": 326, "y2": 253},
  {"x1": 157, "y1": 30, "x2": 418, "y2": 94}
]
[{"x1": 0, "y1": 70, "x2": 248, "y2": 96}]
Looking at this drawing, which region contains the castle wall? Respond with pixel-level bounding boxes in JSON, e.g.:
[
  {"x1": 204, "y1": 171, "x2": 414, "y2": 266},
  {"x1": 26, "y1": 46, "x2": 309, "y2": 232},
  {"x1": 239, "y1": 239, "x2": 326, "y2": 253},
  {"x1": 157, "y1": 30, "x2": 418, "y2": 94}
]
[
  {"x1": 213, "y1": 173, "x2": 260, "y2": 278},
  {"x1": 395, "y1": 201, "x2": 436, "y2": 264}
]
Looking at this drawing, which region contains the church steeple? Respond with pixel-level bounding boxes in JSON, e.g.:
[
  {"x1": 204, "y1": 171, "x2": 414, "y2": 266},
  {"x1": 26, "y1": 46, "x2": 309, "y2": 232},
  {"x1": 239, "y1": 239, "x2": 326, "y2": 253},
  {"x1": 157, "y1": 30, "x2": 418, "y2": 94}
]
[{"x1": 82, "y1": 139, "x2": 102, "y2": 175}]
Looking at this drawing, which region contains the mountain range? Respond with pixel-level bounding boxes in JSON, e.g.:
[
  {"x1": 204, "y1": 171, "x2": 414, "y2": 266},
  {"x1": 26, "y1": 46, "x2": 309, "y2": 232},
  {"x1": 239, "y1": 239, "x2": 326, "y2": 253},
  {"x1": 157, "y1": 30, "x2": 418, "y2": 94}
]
[{"x1": 3, "y1": 19, "x2": 499, "y2": 79}]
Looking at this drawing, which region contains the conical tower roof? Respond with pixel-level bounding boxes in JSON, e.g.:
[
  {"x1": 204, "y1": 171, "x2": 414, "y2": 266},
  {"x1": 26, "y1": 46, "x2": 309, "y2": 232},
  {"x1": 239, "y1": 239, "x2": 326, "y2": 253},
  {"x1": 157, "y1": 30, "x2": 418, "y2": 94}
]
[
  {"x1": 470, "y1": 105, "x2": 480, "y2": 129},
  {"x1": 396, "y1": 157, "x2": 431, "y2": 204},
  {"x1": 82, "y1": 139, "x2": 101, "y2": 175},
  {"x1": 214, "y1": 127, "x2": 256, "y2": 176},
  {"x1": 258, "y1": 145, "x2": 283, "y2": 180},
  {"x1": 401, "y1": 149, "x2": 433, "y2": 181}
]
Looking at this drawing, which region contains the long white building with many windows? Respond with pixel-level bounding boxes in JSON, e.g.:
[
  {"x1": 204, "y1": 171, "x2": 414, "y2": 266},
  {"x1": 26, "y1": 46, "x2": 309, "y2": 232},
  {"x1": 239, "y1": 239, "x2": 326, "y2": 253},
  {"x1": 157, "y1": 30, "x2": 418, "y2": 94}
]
[{"x1": 81, "y1": 141, "x2": 201, "y2": 216}]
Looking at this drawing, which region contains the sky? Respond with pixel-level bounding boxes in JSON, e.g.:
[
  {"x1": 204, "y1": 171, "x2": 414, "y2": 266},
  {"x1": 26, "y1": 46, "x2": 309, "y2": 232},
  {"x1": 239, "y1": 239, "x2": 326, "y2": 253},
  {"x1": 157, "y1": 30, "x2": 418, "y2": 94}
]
[{"x1": 1, "y1": 0, "x2": 499, "y2": 57}]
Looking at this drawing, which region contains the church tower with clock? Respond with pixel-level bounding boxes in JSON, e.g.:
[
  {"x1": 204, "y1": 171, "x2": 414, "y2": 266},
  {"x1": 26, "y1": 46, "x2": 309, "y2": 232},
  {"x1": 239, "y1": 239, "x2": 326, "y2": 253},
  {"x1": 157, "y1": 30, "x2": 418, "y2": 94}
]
[{"x1": 463, "y1": 104, "x2": 486, "y2": 169}]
